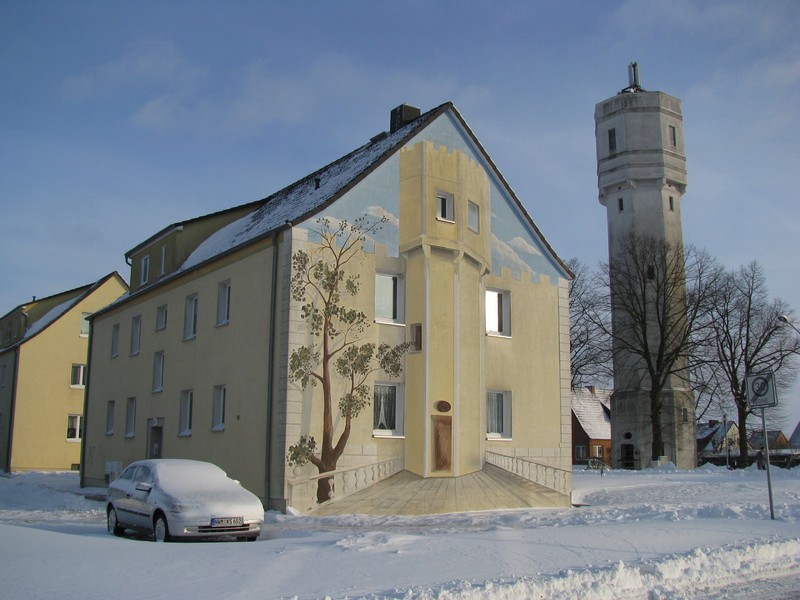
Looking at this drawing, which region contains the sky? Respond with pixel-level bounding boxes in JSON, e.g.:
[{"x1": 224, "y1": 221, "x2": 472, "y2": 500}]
[
  {"x1": 2, "y1": 1, "x2": 799, "y2": 424},
  {"x1": 2, "y1": 467, "x2": 800, "y2": 598}
]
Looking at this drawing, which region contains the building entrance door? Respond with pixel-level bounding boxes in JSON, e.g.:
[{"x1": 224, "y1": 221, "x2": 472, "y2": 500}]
[
  {"x1": 621, "y1": 443, "x2": 635, "y2": 470},
  {"x1": 433, "y1": 416, "x2": 452, "y2": 472},
  {"x1": 147, "y1": 418, "x2": 164, "y2": 459}
]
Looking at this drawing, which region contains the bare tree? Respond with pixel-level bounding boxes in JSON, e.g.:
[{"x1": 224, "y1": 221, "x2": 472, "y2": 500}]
[
  {"x1": 567, "y1": 258, "x2": 612, "y2": 389},
  {"x1": 598, "y1": 233, "x2": 722, "y2": 462},
  {"x1": 286, "y1": 217, "x2": 411, "y2": 503},
  {"x1": 697, "y1": 261, "x2": 799, "y2": 466}
]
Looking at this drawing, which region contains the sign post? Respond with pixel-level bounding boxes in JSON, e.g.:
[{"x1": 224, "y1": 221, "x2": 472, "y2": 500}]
[{"x1": 746, "y1": 372, "x2": 778, "y2": 520}]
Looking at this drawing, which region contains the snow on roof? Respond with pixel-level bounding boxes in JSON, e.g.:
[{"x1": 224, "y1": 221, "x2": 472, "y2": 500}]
[
  {"x1": 21, "y1": 297, "x2": 78, "y2": 340},
  {"x1": 180, "y1": 104, "x2": 447, "y2": 272},
  {"x1": 572, "y1": 387, "x2": 611, "y2": 440}
]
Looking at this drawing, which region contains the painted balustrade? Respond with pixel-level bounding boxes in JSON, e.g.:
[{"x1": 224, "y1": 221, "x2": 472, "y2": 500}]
[{"x1": 485, "y1": 450, "x2": 572, "y2": 496}]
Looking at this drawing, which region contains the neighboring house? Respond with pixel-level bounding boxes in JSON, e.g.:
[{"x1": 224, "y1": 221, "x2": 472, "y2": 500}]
[
  {"x1": 0, "y1": 273, "x2": 128, "y2": 472},
  {"x1": 748, "y1": 430, "x2": 789, "y2": 451},
  {"x1": 790, "y1": 422, "x2": 800, "y2": 449},
  {"x1": 81, "y1": 103, "x2": 574, "y2": 512},
  {"x1": 696, "y1": 420, "x2": 740, "y2": 462},
  {"x1": 572, "y1": 386, "x2": 611, "y2": 465}
]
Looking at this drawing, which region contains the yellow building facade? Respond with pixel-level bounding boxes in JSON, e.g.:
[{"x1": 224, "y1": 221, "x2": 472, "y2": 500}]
[
  {"x1": 82, "y1": 103, "x2": 573, "y2": 511},
  {"x1": 0, "y1": 273, "x2": 128, "y2": 472}
]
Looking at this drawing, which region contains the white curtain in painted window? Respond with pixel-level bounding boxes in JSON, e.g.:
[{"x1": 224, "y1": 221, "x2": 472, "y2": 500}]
[
  {"x1": 488, "y1": 392, "x2": 504, "y2": 434},
  {"x1": 373, "y1": 384, "x2": 396, "y2": 430}
]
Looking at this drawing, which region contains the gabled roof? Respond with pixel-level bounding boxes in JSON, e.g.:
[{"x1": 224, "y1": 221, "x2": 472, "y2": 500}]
[
  {"x1": 0, "y1": 272, "x2": 126, "y2": 351},
  {"x1": 696, "y1": 420, "x2": 737, "y2": 453},
  {"x1": 572, "y1": 387, "x2": 611, "y2": 440},
  {"x1": 790, "y1": 422, "x2": 800, "y2": 449}
]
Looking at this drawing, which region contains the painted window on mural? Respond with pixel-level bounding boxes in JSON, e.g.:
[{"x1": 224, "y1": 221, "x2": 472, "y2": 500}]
[
  {"x1": 486, "y1": 289, "x2": 511, "y2": 336},
  {"x1": 373, "y1": 383, "x2": 404, "y2": 436},
  {"x1": 487, "y1": 390, "x2": 512, "y2": 439},
  {"x1": 375, "y1": 274, "x2": 404, "y2": 323}
]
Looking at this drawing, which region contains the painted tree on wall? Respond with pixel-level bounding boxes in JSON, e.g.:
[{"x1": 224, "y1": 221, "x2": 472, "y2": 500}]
[{"x1": 286, "y1": 217, "x2": 410, "y2": 504}]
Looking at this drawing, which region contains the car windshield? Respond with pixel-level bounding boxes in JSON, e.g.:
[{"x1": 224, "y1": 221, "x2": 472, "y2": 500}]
[{"x1": 153, "y1": 461, "x2": 235, "y2": 495}]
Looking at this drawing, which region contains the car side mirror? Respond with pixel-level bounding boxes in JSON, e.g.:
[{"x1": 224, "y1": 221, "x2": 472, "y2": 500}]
[{"x1": 135, "y1": 482, "x2": 153, "y2": 493}]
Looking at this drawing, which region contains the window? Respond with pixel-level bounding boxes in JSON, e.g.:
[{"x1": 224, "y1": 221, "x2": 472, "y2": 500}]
[
  {"x1": 682, "y1": 407, "x2": 689, "y2": 423},
  {"x1": 216, "y1": 281, "x2": 231, "y2": 326},
  {"x1": 375, "y1": 274, "x2": 405, "y2": 323},
  {"x1": 486, "y1": 289, "x2": 511, "y2": 336},
  {"x1": 106, "y1": 400, "x2": 115, "y2": 435},
  {"x1": 575, "y1": 445, "x2": 588, "y2": 460},
  {"x1": 373, "y1": 383, "x2": 404, "y2": 436},
  {"x1": 468, "y1": 201, "x2": 480, "y2": 232},
  {"x1": 70, "y1": 364, "x2": 87, "y2": 388},
  {"x1": 593, "y1": 445, "x2": 605, "y2": 458},
  {"x1": 80, "y1": 312, "x2": 91, "y2": 337},
  {"x1": 618, "y1": 198, "x2": 624, "y2": 212},
  {"x1": 410, "y1": 323, "x2": 423, "y2": 352},
  {"x1": 66, "y1": 415, "x2": 83, "y2": 441},
  {"x1": 669, "y1": 125, "x2": 677, "y2": 147},
  {"x1": 179, "y1": 390, "x2": 193, "y2": 436},
  {"x1": 184, "y1": 294, "x2": 198, "y2": 340},
  {"x1": 160, "y1": 245, "x2": 167, "y2": 277},
  {"x1": 608, "y1": 128, "x2": 617, "y2": 153},
  {"x1": 156, "y1": 305, "x2": 168, "y2": 331},
  {"x1": 668, "y1": 196, "x2": 675, "y2": 212},
  {"x1": 130, "y1": 316, "x2": 142, "y2": 356},
  {"x1": 211, "y1": 385, "x2": 226, "y2": 431},
  {"x1": 487, "y1": 391, "x2": 512, "y2": 439},
  {"x1": 436, "y1": 192, "x2": 454, "y2": 222},
  {"x1": 111, "y1": 323, "x2": 120, "y2": 358},
  {"x1": 125, "y1": 397, "x2": 136, "y2": 437},
  {"x1": 140, "y1": 255, "x2": 150, "y2": 286},
  {"x1": 152, "y1": 351, "x2": 165, "y2": 393}
]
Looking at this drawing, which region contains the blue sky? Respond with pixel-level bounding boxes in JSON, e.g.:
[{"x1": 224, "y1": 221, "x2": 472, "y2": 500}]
[{"x1": 2, "y1": 1, "x2": 799, "y2": 425}]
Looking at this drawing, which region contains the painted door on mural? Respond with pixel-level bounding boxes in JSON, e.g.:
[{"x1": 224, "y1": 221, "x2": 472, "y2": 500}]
[{"x1": 433, "y1": 416, "x2": 452, "y2": 472}]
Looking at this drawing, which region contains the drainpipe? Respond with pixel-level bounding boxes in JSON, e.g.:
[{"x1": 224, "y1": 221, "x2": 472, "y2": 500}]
[
  {"x1": 79, "y1": 318, "x2": 95, "y2": 488},
  {"x1": 264, "y1": 228, "x2": 282, "y2": 508},
  {"x1": 2, "y1": 346, "x2": 20, "y2": 473}
]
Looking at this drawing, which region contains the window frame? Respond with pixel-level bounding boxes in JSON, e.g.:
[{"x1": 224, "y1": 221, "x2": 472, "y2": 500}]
[
  {"x1": 211, "y1": 385, "x2": 226, "y2": 432},
  {"x1": 140, "y1": 255, "x2": 150, "y2": 286},
  {"x1": 80, "y1": 312, "x2": 91, "y2": 337},
  {"x1": 105, "y1": 400, "x2": 115, "y2": 435},
  {"x1": 183, "y1": 294, "x2": 199, "y2": 340},
  {"x1": 486, "y1": 390, "x2": 512, "y2": 440},
  {"x1": 216, "y1": 280, "x2": 231, "y2": 327},
  {"x1": 436, "y1": 192, "x2": 455, "y2": 222},
  {"x1": 66, "y1": 414, "x2": 83, "y2": 442},
  {"x1": 485, "y1": 289, "x2": 511, "y2": 337},
  {"x1": 152, "y1": 351, "x2": 165, "y2": 393},
  {"x1": 111, "y1": 323, "x2": 120, "y2": 358},
  {"x1": 156, "y1": 304, "x2": 168, "y2": 331},
  {"x1": 125, "y1": 397, "x2": 136, "y2": 438},
  {"x1": 467, "y1": 200, "x2": 480, "y2": 233},
  {"x1": 70, "y1": 364, "x2": 87, "y2": 388},
  {"x1": 179, "y1": 389, "x2": 193, "y2": 436},
  {"x1": 130, "y1": 315, "x2": 142, "y2": 356},
  {"x1": 373, "y1": 382, "x2": 405, "y2": 437},
  {"x1": 410, "y1": 323, "x2": 423, "y2": 352},
  {"x1": 375, "y1": 273, "x2": 405, "y2": 324}
]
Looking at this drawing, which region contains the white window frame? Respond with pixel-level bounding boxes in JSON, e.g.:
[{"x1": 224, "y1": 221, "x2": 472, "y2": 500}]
[
  {"x1": 66, "y1": 414, "x2": 83, "y2": 442},
  {"x1": 105, "y1": 400, "x2": 115, "y2": 435},
  {"x1": 160, "y1": 245, "x2": 167, "y2": 277},
  {"x1": 179, "y1": 390, "x2": 193, "y2": 436},
  {"x1": 183, "y1": 294, "x2": 198, "y2": 340},
  {"x1": 593, "y1": 445, "x2": 604, "y2": 458},
  {"x1": 485, "y1": 289, "x2": 511, "y2": 337},
  {"x1": 375, "y1": 274, "x2": 405, "y2": 324},
  {"x1": 410, "y1": 323, "x2": 423, "y2": 352},
  {"x1": 111, "y1": 323, "x2": 120, "y2": 358},
  {"x1": 211, "y1": 385, "x2": 226, "y2": 432},
  {"x1": 130, "y1": 315, "x2": 142, "y2": 356},
  {"x1": 486, "y1": 390, "x2": 512, "y2": 440},
  {"x1": 156, "y1": 305, "x2": 168, "y2": 331},
  {"x1": 216, "y1": 280, "x2": 231, "y2": 326},
  {"x1": 140, "y1": 255, "x2": 150, "y2": 286},
  {"x1": 436, "y1": 192, "x2": 455, "y2": 222},
  {"x1": 373, "y1": 382, "x2": 404, "y2": 437},
  {"x1": 152, "y1": 351, "x2": 165, "y2": 393},
  {"x1": 468, "y1": 200, "x2": 480, "y2": 233},
  {"x1": 70, "y1": 364, "x2": 87, "y2": 388},
  {"x1": 125, "y1": 397, "x2": 136, "y2": 438}
]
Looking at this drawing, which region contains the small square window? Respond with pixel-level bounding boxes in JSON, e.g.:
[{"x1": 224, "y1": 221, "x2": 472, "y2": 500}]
[
  {"x1": 593, "y1": 445, "x2": 604, "y2": 458},
  {"x1": 436, "y1": 192, "x2": 454, "y2": 222},
  {"x1": 575, "y1": 445, "x2": 588, "y2": 460},
  {"x1": 468, "y1": 201, "x2": 480, "y2": 232},
  {"x1": 487, "y1": 391, "x2": 512, "y2": 439},
  {"x1": 70, "y1": 364, "x2": 87, "y2": 387},
  {"x1": 66, "y1": 415, "x2": 83, "y2": 441}
]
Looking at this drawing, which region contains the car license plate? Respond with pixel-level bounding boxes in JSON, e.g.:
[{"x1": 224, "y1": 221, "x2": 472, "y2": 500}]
[{"x1": 211, "y1": 517, "x2": 243, "y2": 527}]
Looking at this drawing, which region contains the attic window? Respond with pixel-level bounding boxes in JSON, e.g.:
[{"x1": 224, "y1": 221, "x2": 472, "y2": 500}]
[{"x1": 437, "y1": 192, "x2": 454, "y2": 222}]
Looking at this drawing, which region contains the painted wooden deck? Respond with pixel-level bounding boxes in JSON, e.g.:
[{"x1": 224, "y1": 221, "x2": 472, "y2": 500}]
[{"x1": 308, "y1": 463, "x2": 570, "y2": 516}]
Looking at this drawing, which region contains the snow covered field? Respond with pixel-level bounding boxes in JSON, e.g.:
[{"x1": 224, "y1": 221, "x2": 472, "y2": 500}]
[{"x1": 1, "y1": 464, "x2": 799, "y2": 599}]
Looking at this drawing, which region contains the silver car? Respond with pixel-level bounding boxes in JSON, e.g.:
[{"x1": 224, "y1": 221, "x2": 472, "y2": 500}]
[{"x1": 106, "y1": 459, "x2": 264, "y2": 542}]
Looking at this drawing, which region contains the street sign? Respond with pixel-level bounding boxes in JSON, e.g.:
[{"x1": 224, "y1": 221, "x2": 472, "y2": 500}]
[{"x1": 746, "y1": 372, "x2": 778, "y2": 409}]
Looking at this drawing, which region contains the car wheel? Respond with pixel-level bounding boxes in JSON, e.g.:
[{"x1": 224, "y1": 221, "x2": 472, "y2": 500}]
[
  {"x1": 107, "y1": 506, "x2": 124, "y2": 537},
  {"x1": 153, "y1": 513, "x2": 172, "y2": 543}
]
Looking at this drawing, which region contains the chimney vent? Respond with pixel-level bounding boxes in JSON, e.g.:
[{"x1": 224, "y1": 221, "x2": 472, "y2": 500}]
[{"x1": 390, "y1": 104, "x2": 420, "y2": 133}]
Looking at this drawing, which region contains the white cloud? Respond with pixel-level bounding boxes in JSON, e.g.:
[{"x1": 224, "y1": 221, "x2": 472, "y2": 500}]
[{"x1": 509, "y1": 236, "x2": 542, "y2": 257}]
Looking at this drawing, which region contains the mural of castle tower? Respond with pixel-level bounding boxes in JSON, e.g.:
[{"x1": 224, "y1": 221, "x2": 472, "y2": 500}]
[{"x1": 594, "y1": 64, "x2": 696, "y2": 470}]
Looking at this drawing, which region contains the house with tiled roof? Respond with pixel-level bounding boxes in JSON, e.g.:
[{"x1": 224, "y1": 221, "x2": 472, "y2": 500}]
[
  {"x1": 571, "y1": 386, "x2": 611, "y2": 465},
  {"x1": 0, "y1": 273, "x2": 128, "y2": 472},
  {"x1": 81, "y1": 103, "x2": 573, "y2": 513}
]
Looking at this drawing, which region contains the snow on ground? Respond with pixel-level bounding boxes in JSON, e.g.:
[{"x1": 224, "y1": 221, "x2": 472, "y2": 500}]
[{"x1": 1, "y1": 465, "x2": 799, "y2": 599}]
